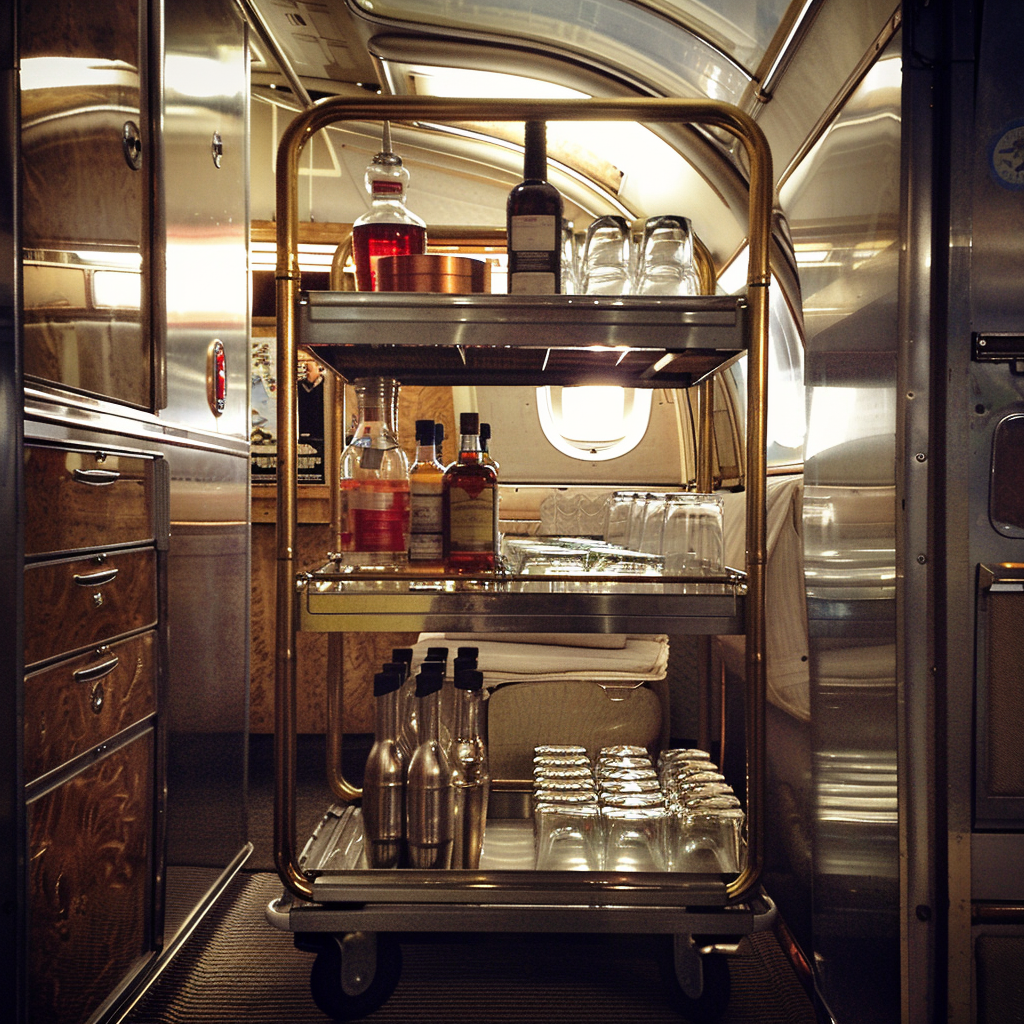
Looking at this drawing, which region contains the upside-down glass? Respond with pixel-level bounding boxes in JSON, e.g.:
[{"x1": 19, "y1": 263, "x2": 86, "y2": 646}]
[
  {"x1": 602, "y1": 804, "x2": 669, "y2": 872},
  {"x1": 661, "y1": 493, "x2": 725, "y2": 577},
  {"x1": 635, "y1": 215, "x2": 702, "y2": 297},
  {"x1": 534, "y1": 801, "x2": 602, "y2": 871},
  {"x1": 581, "y1": 215, "x2": 633, "y2": 296}
]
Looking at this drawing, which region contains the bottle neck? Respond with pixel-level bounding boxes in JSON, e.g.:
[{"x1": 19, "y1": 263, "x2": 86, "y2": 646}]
[
  {"x1": 454, "y1": 688, "x2": 483, "y2": 741},
  {"x1": 523, "y1": 121, "x2": 547, "y2": 181},
  {"x1": 417, "y1": 688, "x2": 441, "y2": 744},
  {"x1": 458, "y1": 432, "x2": 483, "y2": 461},
  {"x1": 376, "y1": 688, "x2": 401, "y2": 742}
]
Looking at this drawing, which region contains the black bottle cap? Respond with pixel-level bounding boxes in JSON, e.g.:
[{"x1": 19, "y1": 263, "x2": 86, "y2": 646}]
[
  {"x1": 456, "y1": 646, "x2": 479, "y2": 660},
  {"x1": 434, "y1": 422, "x2": 444, "y2": 444},
  {"x1": 426, "y1": 646, "x2": 449, "y2": 663},
  {"x1": 454, "y1": 669, "x2": 483, "y2": 692},
  {"x1": 391, "y1": 647, "x2": 414, "y2": 666},
  {"x1": 415, "y1": 419, "x2": 435, "y2": 444},
  {"x1": 383, "y1": 660, "x2": 407, "y2": 681},
  {"x1": 452, "y1": 655, "x2": 476, "y2": 676},
  {"x1": 479, "y1": 423, "x2": 491, "y2": 442},
  {"x1": 459, "y1": 412, "x2": 479, "y2": 435},
  {"x1": 524, "y1": 120, "x2": 547, "y2": 180},
  {"x1": 415, "y1": 669, "x2": 444, "y2": 698},
  {"x1": 373, "y1": 669, "x2": 403, "y2": 696}
]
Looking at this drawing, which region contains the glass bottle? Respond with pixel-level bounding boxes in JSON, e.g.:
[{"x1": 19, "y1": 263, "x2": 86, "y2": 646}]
[
  {"x1": 451, "y1": 667, "x2": 490, "y2": 869},
  {"x1": 338, "y1": 377, "x2": 410, "y2": 567},
  {"x1": 506, "y1": 120, "x2": 563, "y2": 294},
  {"x1": 434, "y1": 421, "x2": 447, "y2": 469},
  {"x1": 408, "y1": 418, "x2": 445, "y2": 566},
  {"x1": 361, "y1": 668, "x2": 406, "y2": 868},
  {"x1": 351, "y1": 121, "x2": 427, "y2": 292},
  {"x1": 443, "y1": 412, "x2": 498, "y2": 573},
  {"x1": 479, "y1": 422, "x2": 499, "y2": 473},
  {"x1": 405, "y1": 667, "x2": 454, "y2": 869}
]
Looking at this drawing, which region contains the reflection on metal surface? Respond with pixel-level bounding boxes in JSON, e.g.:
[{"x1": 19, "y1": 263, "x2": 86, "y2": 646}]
[{"x1": 778, "y1": 28, "x2": 901, "y2": 1024}]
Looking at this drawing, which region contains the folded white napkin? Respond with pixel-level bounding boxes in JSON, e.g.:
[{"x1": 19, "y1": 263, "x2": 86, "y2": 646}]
[{"x1": 412, "y1": 632, "x2": 669, "y2": 684}]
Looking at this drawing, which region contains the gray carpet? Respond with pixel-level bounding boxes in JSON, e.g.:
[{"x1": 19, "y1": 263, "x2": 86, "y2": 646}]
[
  {"x1": 125, "y1": 871, "x2": 817, "y2": 1023},
  {"x1": 124, "y1": 737, "x2": 817, "y2": 1022}
]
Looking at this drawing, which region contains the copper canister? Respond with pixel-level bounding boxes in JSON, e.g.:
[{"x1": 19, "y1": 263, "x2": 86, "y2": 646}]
[{"x1": 375, "y1": 253, "x2": 491, "y2": 293}]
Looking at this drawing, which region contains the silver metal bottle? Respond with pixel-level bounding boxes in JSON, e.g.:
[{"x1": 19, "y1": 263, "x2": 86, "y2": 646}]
[
  {"x1": 405, "y1": 667, "x2": 454, "y2": 869},
  {"x1": 361, "y1": 668, "x2": 406, "y2": 868},
  {"x1": 451, "y1": 667, "x2": 490, "y2": 869}
]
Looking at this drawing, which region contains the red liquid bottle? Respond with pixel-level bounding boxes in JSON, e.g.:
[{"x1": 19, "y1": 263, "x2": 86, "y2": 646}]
[
  {"x1": 351, "y1": 121, "x2": 427, "y2": 291},
  {"x1": 443, "y1": 412, "x2": 498, "y2": 574}
]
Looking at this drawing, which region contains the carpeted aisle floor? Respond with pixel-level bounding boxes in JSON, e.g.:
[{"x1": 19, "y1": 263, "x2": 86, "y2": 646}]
[{"x1": 125, "y1": 870, "x2": 817, "y2": 1024}]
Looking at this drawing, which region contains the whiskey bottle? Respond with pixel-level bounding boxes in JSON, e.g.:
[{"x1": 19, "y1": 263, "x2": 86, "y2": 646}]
[
  {"x1": 351, "y1": 121, "x2": 427, "y2": 291},
  {"x1": 443, "y1": 413, "x2": 497, "y2": 573},
  {"x1": 408, "y1": 419, "x2": 445, "y2": 565},
  {"x1": 506, "y1": 120, "x2": 563, "y2": 294}
]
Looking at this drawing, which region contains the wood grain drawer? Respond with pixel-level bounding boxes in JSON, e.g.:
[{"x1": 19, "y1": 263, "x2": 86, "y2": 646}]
[
  {"x1": 24, "y1": 444, "x2": 155, "y2": 557},
  {"x1": 28, "y1": 731, "x2": 153, "y2": 1024},
  {"x1": 24, "y1": 548, "x2": 158, "y2": 667},
  {"x1": 24, "y1": 631, "x2": 157, "y2": 781}
]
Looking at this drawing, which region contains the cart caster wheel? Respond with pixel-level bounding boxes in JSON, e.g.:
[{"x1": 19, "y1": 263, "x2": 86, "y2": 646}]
[
  {"x1": 307, "y1": 931, "x2": 402, "y2": 1021},
  {"x1": 659, "y1": 937, "x2": 731, "y2": 1024}
]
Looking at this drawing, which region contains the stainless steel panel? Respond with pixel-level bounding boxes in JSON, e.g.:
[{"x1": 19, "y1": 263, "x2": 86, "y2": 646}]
[
  {"x1": 20, "y1": 0, "x2": 151, "y2": 408},
  {"x1": 160, "y1": 0, "x2": 249, "y2": 437},
  {"x1": 777, "y1": 27, "x2": 902, "y2": 1024}
]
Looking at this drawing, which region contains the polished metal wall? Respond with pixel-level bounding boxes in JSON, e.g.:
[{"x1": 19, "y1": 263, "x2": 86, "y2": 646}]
[{"x1": 776, "y1": 29, "x2": 902, "y2": 1024}]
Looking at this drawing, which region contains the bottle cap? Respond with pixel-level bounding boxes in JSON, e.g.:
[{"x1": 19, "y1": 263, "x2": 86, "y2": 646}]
[
  {"x1": 454, "y1": 668, "x2": 483, "y2": 692},
  {"x1": 382, "y1": 660, "x2": 407, "y2": 681},
  {"x1": 457, "y1": 646, "x2": 479, "y2": 660},
  {"x1": 426, "y1": 646, "x2": 449, "y2": 663},
  {"x1": 415, "y1": 670, "x2": 444, "y2": 697},
  {"x1": 415, "y1": 419, "x2": 435, "y2": 444},
  {"x1": 479, "y1": 423, "x2": 491, "y2": 442},
  {"x1": 459, "y1": 412, "x2": 480, "y2": 435},
  {"x1": 434, "y1": 423, "x2": 444, "y2": 444},
  {"x1": 373, "y1": 669, "x2": 403, "y2": 696},
  {"x1": 391, "y1": 647, "x2": 414, "y2": 666}
]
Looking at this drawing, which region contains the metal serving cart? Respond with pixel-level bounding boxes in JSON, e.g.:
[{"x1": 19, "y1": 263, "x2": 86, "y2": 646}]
[{"x1": 266, "y1": 96, "x2": 774, "y2": 1022}]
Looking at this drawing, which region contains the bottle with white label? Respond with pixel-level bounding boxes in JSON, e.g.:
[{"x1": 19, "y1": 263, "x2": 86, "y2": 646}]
[
  {"x1": 506, "y1": 121, "x2": 563, "y2": 295},
  {"x1": 338, "y1": 377, "x2": 410, "y2": 567},
  {"x1": 442, "y1": 412, "x2": 497, "y2": 573},
  {"x1": 408, "y1": 418, "x2": 445, "y2": 566}
]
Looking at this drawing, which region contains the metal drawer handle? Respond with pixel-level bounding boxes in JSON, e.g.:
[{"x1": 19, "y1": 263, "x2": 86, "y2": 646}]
[
  {"x1": 73, "y1": 655, "x2": 120, "y2": 684},
  {"x1": 73, "y1": 567, "x2": 119, "y2": 587},
  {"x1": 72, "y1": 468, "x2": 121, "y2": 486}
]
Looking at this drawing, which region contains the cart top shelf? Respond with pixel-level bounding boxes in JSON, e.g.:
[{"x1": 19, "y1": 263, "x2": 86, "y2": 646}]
[{"x1": 299, "y1": 291, "x2": 748, "y2": 388}]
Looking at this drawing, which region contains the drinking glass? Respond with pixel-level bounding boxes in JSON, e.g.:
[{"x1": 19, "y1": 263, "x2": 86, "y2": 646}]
[
  {"x1": 661, "y1": 493, "x2": 725, "y2": 576},
  {"x1": 581, "y1": 216, "x2": 633, "y2": 296},
  {"x1": 561, "y1": 218, "x2": 579, "y2": 294},
  {"x1": 601, "y1": 804, "x2": 668, "y2": 872},
  {"x1": 635, "y1": 215, "x2": 702, "y2": 297},
  {"x1": 534, "y1": 801, "x2": 602, "y2": 870},
  {"x1": 603, "y1": 491, "x2": 638, "y2": 545},
  {"x1": 669, "y1": 805, "x2": 746, "y2": 873}
]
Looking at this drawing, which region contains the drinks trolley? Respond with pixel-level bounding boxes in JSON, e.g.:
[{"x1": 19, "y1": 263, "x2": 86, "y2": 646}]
[{"x1": 265, "y1": 96, "x2": 775, "y2": 1022}]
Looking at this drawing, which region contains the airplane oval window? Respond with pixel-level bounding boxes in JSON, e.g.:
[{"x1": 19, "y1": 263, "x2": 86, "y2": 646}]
[{"x1": 536, "y1": 385, "x2": 653, "y2": 461}]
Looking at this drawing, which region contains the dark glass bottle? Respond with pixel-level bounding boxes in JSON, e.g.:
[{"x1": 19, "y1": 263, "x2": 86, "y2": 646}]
[
  {"x1": 443, "y1": 412, "x2": 498, "y2": 573},
  {"x1": 506, "y1": 120, "x2": 563, "y2": 295},
  {"x1": 362, "y1": 668, "x2": 406, "y2": 868}
]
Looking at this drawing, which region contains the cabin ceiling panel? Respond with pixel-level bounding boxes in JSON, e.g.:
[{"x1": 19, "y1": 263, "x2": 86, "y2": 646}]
[{"x1": 756, "y1": 0, "x2": 900, "y2": 181}]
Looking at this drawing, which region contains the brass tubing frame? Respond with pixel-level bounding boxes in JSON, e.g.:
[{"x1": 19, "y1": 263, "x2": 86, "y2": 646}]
[{"x1": 275, "y1": 97, "x2": 771, "y2": 904}]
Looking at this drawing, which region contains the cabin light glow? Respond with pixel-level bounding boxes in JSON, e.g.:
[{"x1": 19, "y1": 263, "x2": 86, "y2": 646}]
[
  {"x1": 92, "y1": 269, "x2": 141, "y2": 309},
  {"x1": 20, "y1": 57, "x2": 138, "y2": 91},
  {"x1": 166, "y1": 53, "x2": 242, "y2": 100},
  {"x1": 405, "y1": 66, "x2": 588, "y2": 99}
]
